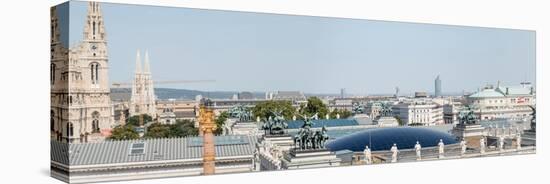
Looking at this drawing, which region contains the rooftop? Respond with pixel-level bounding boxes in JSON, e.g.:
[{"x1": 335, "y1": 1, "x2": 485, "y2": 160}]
[
  {"x1": 326, "y1": 127, "x2": 458, "y2": 152},
  {"x1": 51, "y1": 135, "x2": 257, "y2": 166}
]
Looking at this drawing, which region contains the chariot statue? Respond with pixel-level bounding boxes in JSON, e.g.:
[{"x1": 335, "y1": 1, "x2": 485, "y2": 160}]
[
  {"x1": 229, "y1": 105, "x2": 252, "y2": 122},
  {"x1": 352, "y1": 102, "x2": 365, "y2": 114},
  {"x1": 379, "y1": 103, "x2": 393, "y2": 117},
  {"x1": 261, "y1": 110, "x2": 288, "y2": 135},
  {"x1": 292, "y1": 113, "x2": 329, "y2": 150},
  {"x1": 458, "y1": 105, "x2": 479, "y2": 125}
]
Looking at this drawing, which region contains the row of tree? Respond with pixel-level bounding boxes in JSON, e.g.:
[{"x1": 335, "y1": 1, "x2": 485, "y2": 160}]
[
  {"x1": 109, "y1": 97, "x2": 353, "y2": 140},
  {"x1": 252, "y1": 97, "x2": 352, "y2": 120},
  {"x1": 109, "y1": 114, "x2": 199, "y2": 140}
]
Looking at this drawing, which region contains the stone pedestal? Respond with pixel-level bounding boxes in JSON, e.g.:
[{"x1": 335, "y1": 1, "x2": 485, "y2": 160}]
[
  {"x1": 452, "y1": 124, "x2": 485, "y2": 148},
  {"x1": 262, "y1": 134, "x2": 295, "y2": 151},
  {"x1": 281, "y1": 149, "x2": 341, "y2": 169}
]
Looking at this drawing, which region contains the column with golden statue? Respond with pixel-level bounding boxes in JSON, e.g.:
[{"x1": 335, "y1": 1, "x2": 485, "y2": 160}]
[{"x1": 198, "y1": 99, "x2": 216, "y2": 175}]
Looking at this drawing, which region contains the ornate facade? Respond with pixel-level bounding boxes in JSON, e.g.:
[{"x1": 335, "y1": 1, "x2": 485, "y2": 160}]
[{"x1": 51, "y1": 2, "x2": 115, "y2": 143}]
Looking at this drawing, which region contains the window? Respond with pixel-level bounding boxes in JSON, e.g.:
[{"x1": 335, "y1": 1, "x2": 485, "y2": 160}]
[
  {"x1": 92, "y1": 21, "x2": 96, "y2": 39},
  {"x1": 90, "y1": 63, "x2": 100, "y2": 84},
  {"x1": 66, "y1": 122, "x2": 74, "y2": 137},
  {"x1": 51, "y1": 110, "x2": 55, "y2": 131},
  {"x1": 50, "y1": 63, "x2": 56, "y2": 85},
  {"x1": 92, "y1": 111, "x2": 100, "y2": 133},
  {"x1": 129, "y1": 142, "x2": 146, "y2": 155}
]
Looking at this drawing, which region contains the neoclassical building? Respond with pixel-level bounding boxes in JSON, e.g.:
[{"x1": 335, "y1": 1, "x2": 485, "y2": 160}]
[
  {"x1": 51, "y1": 2, "x2": 115, "y2": 143},
  {"x1": 466, "y1": 82, "x2": 535, "y2": 120}
]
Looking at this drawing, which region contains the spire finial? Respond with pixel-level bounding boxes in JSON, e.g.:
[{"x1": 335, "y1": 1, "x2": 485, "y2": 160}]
[
  {"x1": 135, "y1": 50, "x2": 142, "y2": 73},
  {"x1": 144, "y1": 50, "x2": 151, "y2": 74}
]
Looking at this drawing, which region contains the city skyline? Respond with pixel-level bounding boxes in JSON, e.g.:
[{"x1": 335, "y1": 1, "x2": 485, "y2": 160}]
[{"x1": 61, "y1": 1, "x2": 535, "y2": 95}]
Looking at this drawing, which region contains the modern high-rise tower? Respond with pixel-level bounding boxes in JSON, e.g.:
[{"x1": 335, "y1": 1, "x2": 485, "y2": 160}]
[{"x1": 435, "y1": 75, "x2": 442, "y2": 97}]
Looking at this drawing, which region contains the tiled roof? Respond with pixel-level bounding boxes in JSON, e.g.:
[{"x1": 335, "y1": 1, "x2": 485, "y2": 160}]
[
  {"x1": 469, "y1": 86, "x2": 533, "y2": 98},
  {"x1": 496, "y1": 86, "x2": 532, "y2": 96},
  {"x1": 468, "y1": 89, "x2": 505, "y2": 98},
  {"x1": 174, "y1": 111, "x2": 196, "y2": 118},
  {"x1": 51, "y1": 135, "x2": 257, "y2": 166}
]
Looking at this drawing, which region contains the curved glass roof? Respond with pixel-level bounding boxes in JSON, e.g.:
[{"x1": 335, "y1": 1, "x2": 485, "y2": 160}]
[
  {"x1": 287, "y1": 119, "x2": 359, "y2": 129},
  {"x1": 326, "y1": 127, "x2": 458, "y2": 152}
]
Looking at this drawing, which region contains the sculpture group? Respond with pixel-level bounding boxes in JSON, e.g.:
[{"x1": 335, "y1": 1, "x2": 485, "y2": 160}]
[
  {"x1": 458, "y1": 105, "x2": 478, "y2": 125},
  {"x1": 229, "y1": 105, "x2": 253, "y2": 122},
  {"x1": 261, "y1": 110, "x2": 289, "y2": 135},
  {"x1": 293, "y1": 113, "x2": 330, "y2": 150}
]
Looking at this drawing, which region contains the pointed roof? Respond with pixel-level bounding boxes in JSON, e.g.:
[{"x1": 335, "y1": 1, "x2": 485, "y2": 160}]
[
  {"x1": 135, "y1": 50, "x2": 142, "y2": 73},
  {"x1": 144, "y1": 50, "x2": 151, "y2": 74}
]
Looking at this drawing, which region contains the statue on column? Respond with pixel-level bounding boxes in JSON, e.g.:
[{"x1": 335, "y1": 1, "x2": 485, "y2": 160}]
[
  {"x1": 499, "y1": 136, "x2": 505, "y2": 152},
  {"x1": 390, "y1": 143, "x2": 398, "y2": 163},
  {"x1": 480, "y1": 137, "x2": 486, "y2": 154},
  {"x1": 516, "y1": 133, "x2": 522, "y2": 150},
  {"x1": 364, "y1": 145, "x2": 372, "y2": 164},
  {"x1": 529, "y1": 105, "x2": 536, "y2": 132},
  {"x1": 414, "y1": 141, "x2": 422, "y2": 161},
  {"x1": 460, "y1": 138, "x2": 467, "y2": 156},
  {"x1": 253, "y1": 149, "x2": 260, "y2": 171},
  {"x1": 438, "y1": 139, "x2": 445, "y2": 158}
]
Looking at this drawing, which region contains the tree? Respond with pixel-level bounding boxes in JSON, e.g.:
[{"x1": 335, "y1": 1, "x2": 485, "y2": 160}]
[
  {"x1": 109, "y1": 125, "x2": 140, "y2": 140},
  {"x1": 330, "y1": 109, "x2": 352, "y2": 119},
  {"x1": 301, "y1": 97, "x2": 329, "y2": 118},
  {"x1": 144, "y1": 119, "x2": 199, "y2": 138},
  {"x1": 126, "y1": 114, "x2": 153, "y2": 127},
  {"x1": 174, "y1": 119, "x2": 199, "y2": 137},
  {"x1": 144, "y1": 123, "x2": 171, "y2": 138},
  {"x1": 394, "y1": 116, "x2": 405, "y2": 126},
  {"x1": 214, "y1": 111, "x2": 229, "y2": 135},
  {"x1": 252, "y1": 100, "x2": 296, "y2": 120}
]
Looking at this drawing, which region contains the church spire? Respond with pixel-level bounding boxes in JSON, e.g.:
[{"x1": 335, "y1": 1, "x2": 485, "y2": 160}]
[
  {"x1": 135, "y1": 50, "x2": 142, "y2": 73},
  {"x1": 84, "y1": 1, "x2": 106, "y2": 40},
  {"x1": 144, "y1": 50, "x2": 151, "y2": 74}
]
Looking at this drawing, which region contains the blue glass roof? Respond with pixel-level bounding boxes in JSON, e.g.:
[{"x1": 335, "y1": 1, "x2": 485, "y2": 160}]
[
  {"x1": 326, "y1": 127, "x2": 458, "y2": 152},
  {"x1": 287, "y1": 119, "x2": 359, "y2": 129},
  {"x1": 187, "y1": 135, "x2": 249, "y2": 147}
]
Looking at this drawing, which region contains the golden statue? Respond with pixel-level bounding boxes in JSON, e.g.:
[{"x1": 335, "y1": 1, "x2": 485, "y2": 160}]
[{"x1": 198, "y1": 101, "x2": 216, "y2": 175}]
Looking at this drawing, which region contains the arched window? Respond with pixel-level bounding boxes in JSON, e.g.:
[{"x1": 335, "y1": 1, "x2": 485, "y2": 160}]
[
  {"x1": 50, "y1": 63, "x2": 56, "y2": 85},
  {"x1": 51, "y1": 110, "x2": 55, "y2": 131},
  {"x1": 66, "y1": 122, "x2": 74, "y2": 137},
  {"x1": 90, "y1": 63, "x2": 100, "y2": 84},
  {"x1": 92, "y1": 21, "x2": 96, "y2": 38},
  {"x1": 92, "y1": 112, "x2": 100, "y2": 133}
]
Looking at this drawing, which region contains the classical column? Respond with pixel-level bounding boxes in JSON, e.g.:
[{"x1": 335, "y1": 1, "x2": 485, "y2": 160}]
[{"x1": 199, "y1": 103, "x2": 217, "y2": 175}]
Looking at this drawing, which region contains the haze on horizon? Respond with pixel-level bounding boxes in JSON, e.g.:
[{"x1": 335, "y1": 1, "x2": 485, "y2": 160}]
[{"x1": 60, "y1": 2, "x2": 536, "y2": 95}]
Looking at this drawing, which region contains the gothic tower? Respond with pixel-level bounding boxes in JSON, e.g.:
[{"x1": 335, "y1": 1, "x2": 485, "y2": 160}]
[
  {"x1": 50, "y1": 5, "x2": 69, "y2": 142},
  {"x1": 130, "y1": 50, "x2": 157, "y2": 119},
  {"x1": 51, "y1": 2, "x2": 115, "y2": 143}
]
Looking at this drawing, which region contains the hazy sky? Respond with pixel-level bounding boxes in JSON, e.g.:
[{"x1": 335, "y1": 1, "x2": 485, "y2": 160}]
[{"x1": 60, "y1": 1, "x2": 535, "y2": 95}]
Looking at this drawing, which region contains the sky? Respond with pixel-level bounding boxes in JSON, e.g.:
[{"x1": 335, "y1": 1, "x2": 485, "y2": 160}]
[{"x1": 59, "y1": 1, "x2": 535, "y2": 95}]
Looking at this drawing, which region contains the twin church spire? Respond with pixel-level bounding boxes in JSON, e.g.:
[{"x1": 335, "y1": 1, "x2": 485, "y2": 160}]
[
  {"x1": 134, "y1": 50, "x2": 151, "y2": 74},
  {"x1": 130, "y1": 50, "x2": 156, "y2": 118}
]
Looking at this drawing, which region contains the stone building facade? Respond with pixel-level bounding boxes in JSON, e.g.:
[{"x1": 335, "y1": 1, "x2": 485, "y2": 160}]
[{"x1": 51, "y1": 2, "x2": 115, "y2": 143}]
